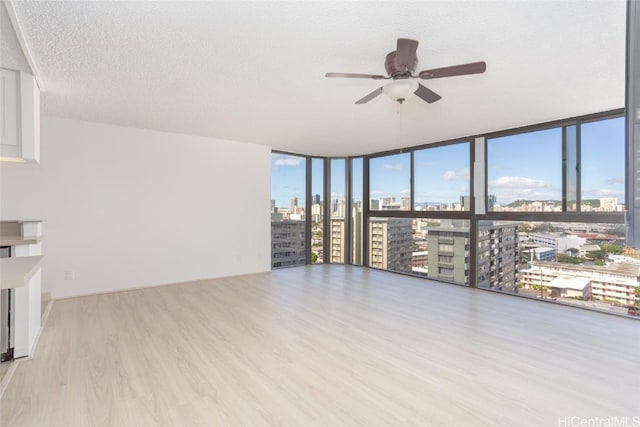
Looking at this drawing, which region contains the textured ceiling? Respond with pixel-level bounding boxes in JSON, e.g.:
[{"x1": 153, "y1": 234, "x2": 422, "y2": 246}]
[
  {"x1": 0, "y1": 2, "x2": 31, "y2": 72},
  {"x1": 8, "y1": 0, "x2": 626, "y2": 156}
]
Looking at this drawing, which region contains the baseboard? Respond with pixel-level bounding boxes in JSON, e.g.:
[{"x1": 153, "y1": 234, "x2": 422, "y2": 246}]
[{"x1": 51, "y1": 270, "x2": 271, "y2": 301}]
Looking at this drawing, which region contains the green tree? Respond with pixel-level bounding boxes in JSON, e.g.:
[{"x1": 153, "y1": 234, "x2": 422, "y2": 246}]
[
  {"x1": 518, "y1": 223, "x2": 532, "y2": 233},
  {"x1": 557, "y1": 254, "x2": 586, "y2": 264},
  {"x1": 311, "y1": 252, "x2": 318, "y2": 263},
  {"x1": 601, "y1": 243, "x2": 624, "y2": 254},
  {"x1": 587, "y1": 249, "x2": 606, "y2": 261},
  {"x1": 532, "y1": 222, "x2": 555, "y2": 233}
]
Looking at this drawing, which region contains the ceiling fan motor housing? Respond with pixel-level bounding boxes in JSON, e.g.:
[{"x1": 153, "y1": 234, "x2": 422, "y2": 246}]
[{"x1": 385, "y1": 51, "x2": 417, "y2": 78}]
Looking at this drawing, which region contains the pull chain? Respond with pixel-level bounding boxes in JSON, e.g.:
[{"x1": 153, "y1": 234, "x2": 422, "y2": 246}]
[{"x1": 397, "y1": 101, "x2": 404, "y2": 145}]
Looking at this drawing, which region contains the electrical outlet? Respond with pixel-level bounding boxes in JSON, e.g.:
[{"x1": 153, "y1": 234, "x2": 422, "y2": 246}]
[{"x1": 64, "y1": 271, "x2": 73, "y2": 280}]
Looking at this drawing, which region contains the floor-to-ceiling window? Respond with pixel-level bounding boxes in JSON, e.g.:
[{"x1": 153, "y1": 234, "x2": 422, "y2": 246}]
[
  {"x1": 479, "y1": 113, "x2": 628, "y2": 314},
  {"x1": 271, "y1": 152, "x2": 307, "y2": 269},
  {"x1": 271, "y1": 111, "x2": 635, "y2": 317},
  {"x1": 366, "y1": 141, "x2": 473, "y2": 284},
  {"x1": 311, "y1": 157, "x2": 325, "y2": 264},
  {"x1": 351, "y1": 158, "x2": 364, "y2": 265},
  {"x1": 330, "y1": 159, "x2": 346, "y2": 263},
  {"x1": 412, "y1": 142, "x2": 472, "y2": 285},
  {"x1": 368, "y1": 152, "x2": 413, "y2": 273}
]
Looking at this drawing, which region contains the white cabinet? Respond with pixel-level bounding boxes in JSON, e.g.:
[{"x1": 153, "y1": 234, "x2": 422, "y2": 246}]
[
  {"x1": 0, "y1": 68, "x2": 40, "y2": 163},
  {"x1": 0, "y1": 69, "x2": 18, "y2": 151},
  {"x1": 0, "y1": 256, "x2": 42, "y2": 359},
  {"x1": 0, "y1": 220, "x2": 44, "y2": 359}
]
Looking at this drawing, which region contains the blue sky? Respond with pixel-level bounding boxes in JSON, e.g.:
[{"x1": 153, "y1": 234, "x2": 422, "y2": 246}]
[
  {"x1": 487, "y1": 128, "x2": 563, "y2": 204},
  {"x1": 580, "y1": 117, "x2": 625, "y2": 201},
  {"x1": 367, "y1": 143, "x2": 471, "y2": 204},
  {"x1": 488, "y1": 117, "x2": 624, "y2": 205},
  {"x1": 271, "y1": 116, "x2": 625, "y2": 208},
  {"x1": 271, "y1": 153, "x2": 305, "y2": 208}
]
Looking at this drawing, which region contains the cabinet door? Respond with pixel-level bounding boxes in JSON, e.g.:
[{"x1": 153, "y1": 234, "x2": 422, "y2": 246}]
[{"x1": 0, "y1": 69, "x2": 19, "y2": 150}]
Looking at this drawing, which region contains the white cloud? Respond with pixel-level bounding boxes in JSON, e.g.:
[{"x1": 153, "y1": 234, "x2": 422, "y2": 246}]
[
  {"x1": 604, "y1": 177, "x2": 624, "y2": 185},
  {"x1": 400, "y1": 189, "x2": 410, "y2": 195},
  {"x1": 383, "y1": 163, "x2": 403, "y2": 171},
  {"x1": 442, "y1": 167, "x2": 470, "y2": 181},
  {"x1": 274, "y1": 157, "x2": 302, "y2": 166},
  {"x1": 490, "y1": 176, "x2": 546, "y2": 188},
  {"x1": 596, "y1": 189, "x2": 624, "y2": 197}
]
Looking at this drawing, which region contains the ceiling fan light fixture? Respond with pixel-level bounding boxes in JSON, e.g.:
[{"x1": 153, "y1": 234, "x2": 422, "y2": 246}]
[{"x1": 383, "y1": 79, "x2": 419, "y2": 104}]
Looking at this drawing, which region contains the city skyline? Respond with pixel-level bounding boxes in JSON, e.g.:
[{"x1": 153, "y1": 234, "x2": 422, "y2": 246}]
[{"x1": 271, "y1": 117, "x2": 624, "y2": 209}]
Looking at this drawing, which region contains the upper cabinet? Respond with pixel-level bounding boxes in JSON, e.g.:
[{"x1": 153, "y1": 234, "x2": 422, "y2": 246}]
[{"x1": 0, "y1": 68, "x2": 40, "y2": 163}]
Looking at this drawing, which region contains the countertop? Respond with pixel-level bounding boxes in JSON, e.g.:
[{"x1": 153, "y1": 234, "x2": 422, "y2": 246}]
[
  {"x1": 0, "y1": 256, "x2": 43, "y2": 289},
  {"x1": 0, "y1": 236, "x2": 40, "y2": 246}
]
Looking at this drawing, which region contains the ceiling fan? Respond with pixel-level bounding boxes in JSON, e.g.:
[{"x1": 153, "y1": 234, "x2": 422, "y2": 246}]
[{"x1": 325, "y1": 38, "x2": 486, "y2": 105}]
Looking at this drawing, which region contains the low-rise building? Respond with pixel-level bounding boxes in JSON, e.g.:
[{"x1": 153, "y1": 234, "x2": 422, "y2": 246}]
[
  {"x1": 528, "y1": 233, "x2": 586, "y2": 254},
  {"x1": 522, "y1": 246, "x2": 556, "y2": 261},
  {"x1": 520, "y1": 261, "x2": 640, "y2": 306},
  {"x1": 412, "y1": 250, "x2": 429, "y2": 275},
  {"x1": 547, "y1": 276, "x2": 591, "y2": 299}
]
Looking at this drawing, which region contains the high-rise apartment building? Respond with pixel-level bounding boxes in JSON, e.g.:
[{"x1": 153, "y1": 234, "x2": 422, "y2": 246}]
[
  {"x1": 271, "y1": 220, "x2": 306, "y2": 268},
  {"x1": 477, "y1": 222, "x2": 519, "y2": 291},
  {"x1": 401, "y1": 197, "x2": 411, "y2": 211},
  {"x1": 599, "y1": 197, "x2": 618, "y2": 212},
  {"x1": 352, "y1": 207, "x2": 363, "y2": 265},
  {"x1": 330, "y1": 217, "x2": 345, "y2": 263},
  {"x1": 333, "y1": 199, "x2": 345, "y2": 218},
  {"x1": 311, "y1": 203, "x2": 323, "y2": 223},
  {"x1": 426, "y1": 220, "x2": 519, "y2": 289},
  {"x1": 369, "y1": 218, "x2": 413, "y2": 272},
  {"x1": 427, "y1": 220, "x2": 471, "y2": 284}
]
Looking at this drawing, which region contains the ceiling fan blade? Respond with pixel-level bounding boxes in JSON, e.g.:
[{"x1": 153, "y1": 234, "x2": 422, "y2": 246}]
[
  {"x1": 418, "y1": 61, "x2": 486, "y2": 79},
  {"x1": 395, "y1": 38, "x2": 419, "y2": 70},
  {"x1": 355, "y1": 87, "x2": 383, "y2": 104},
  {"x1": 326, "y1": 72, "x2": 388, "y2": 80},
  {"x1": 414, "y1": 83, "x2": 442, "y2": 104}
]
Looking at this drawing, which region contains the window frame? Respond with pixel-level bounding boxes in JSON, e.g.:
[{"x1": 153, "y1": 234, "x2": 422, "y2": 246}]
[{"x1": 272, "y1": 108, "x2": 626, "y2": 291}]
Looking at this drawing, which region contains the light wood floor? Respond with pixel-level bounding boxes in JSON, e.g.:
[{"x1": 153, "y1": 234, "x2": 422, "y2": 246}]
[
  {"x1": 0, "y1": 294, "x2": 49, "y2": 386},
  {"x1": 0, "y1": 358, "x2": 11, "y2": 386},
  {"x1": 1, "y1": 265, "x2": 638, "y2": 426}
]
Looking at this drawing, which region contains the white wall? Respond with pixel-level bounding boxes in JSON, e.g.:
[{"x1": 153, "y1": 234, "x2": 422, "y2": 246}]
[{"x1": 0, "y1": 117, "x2": 272, "y2": 298}]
